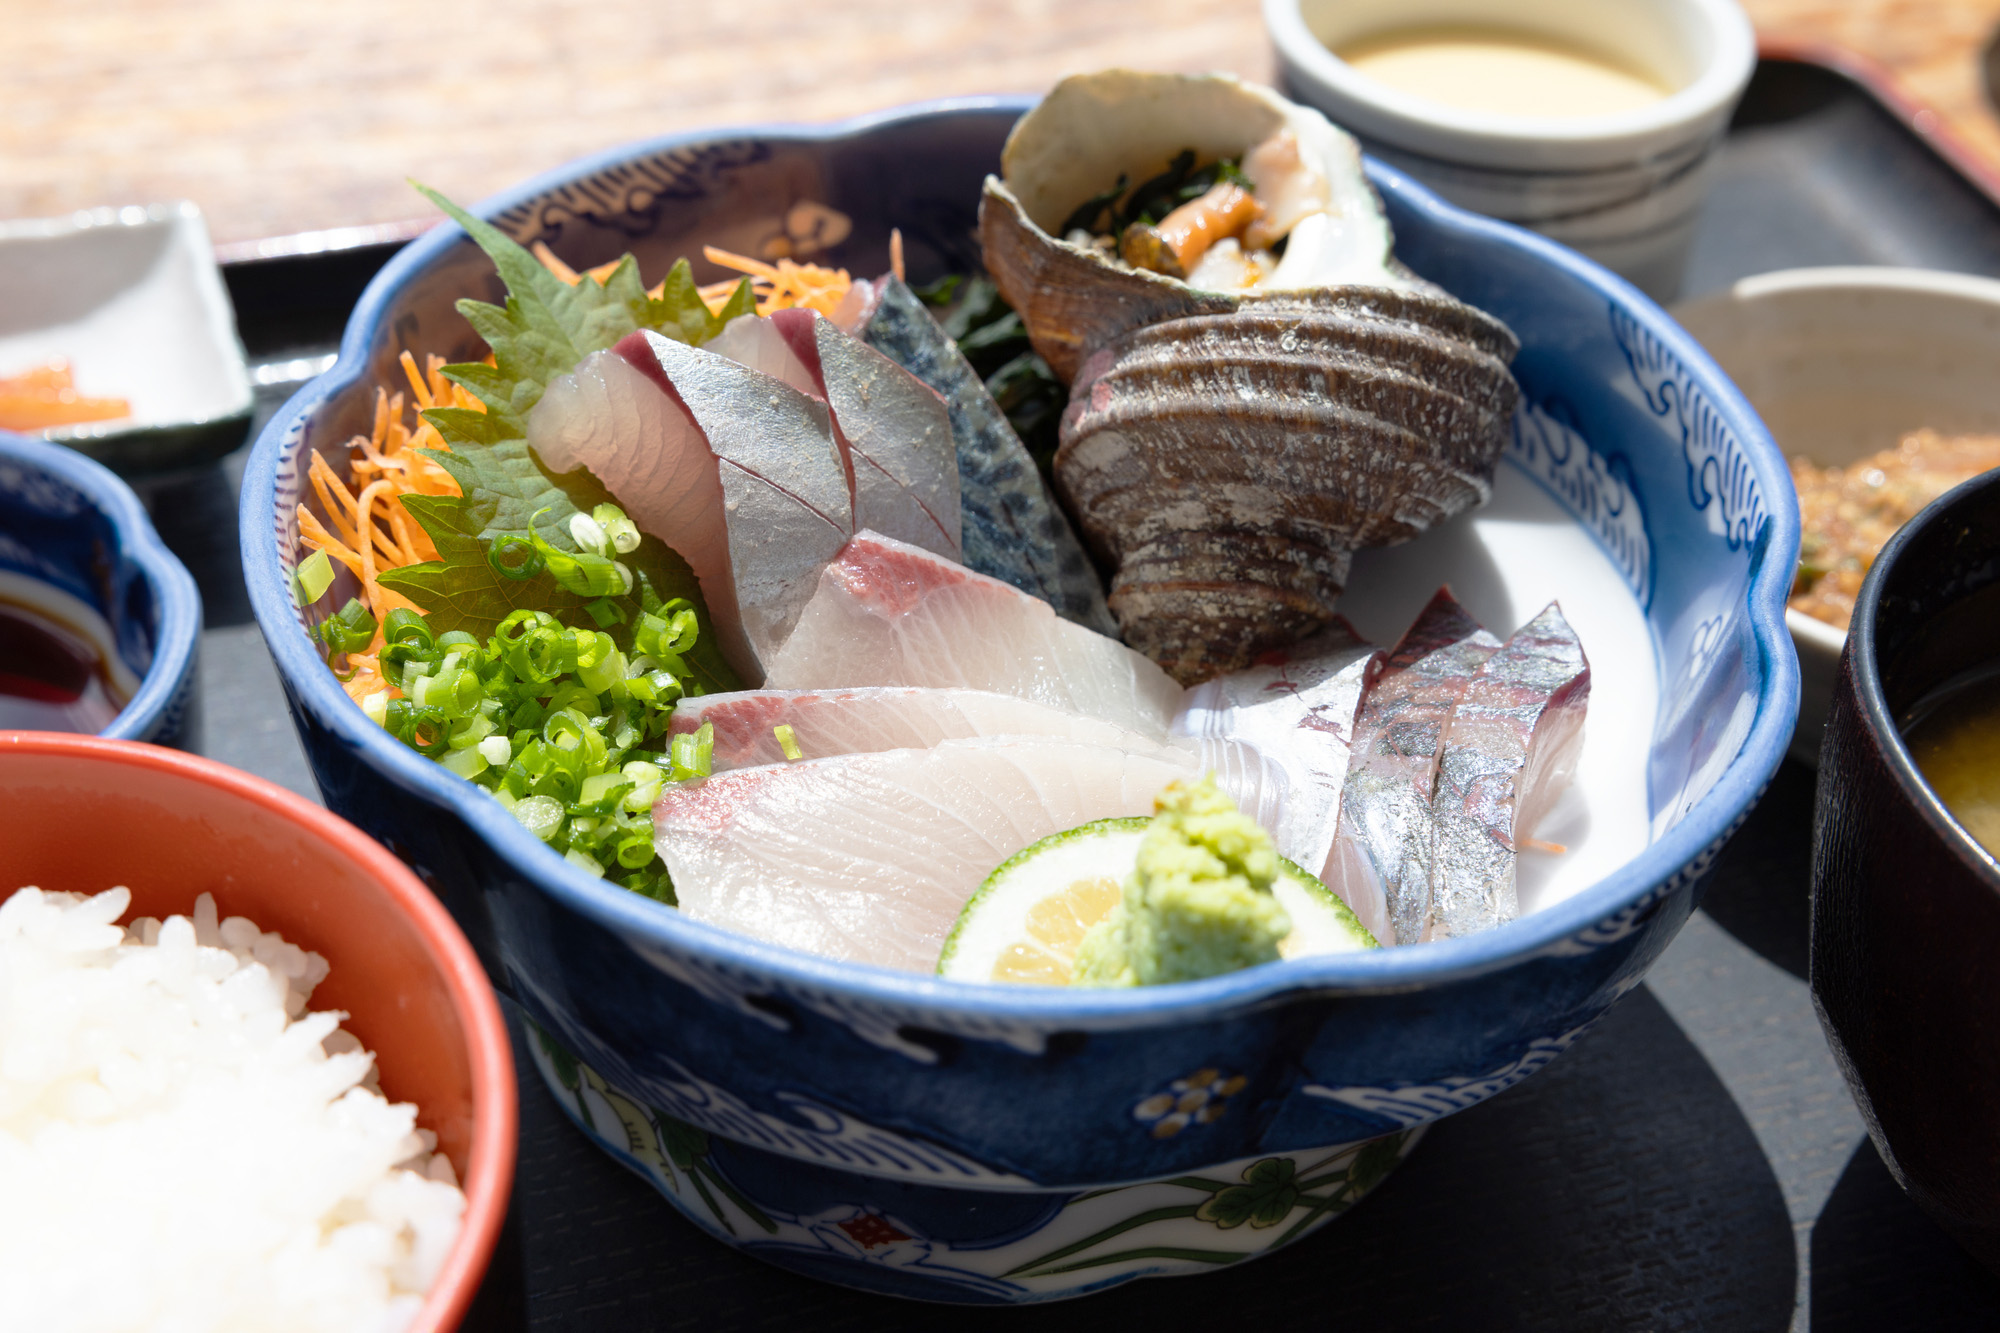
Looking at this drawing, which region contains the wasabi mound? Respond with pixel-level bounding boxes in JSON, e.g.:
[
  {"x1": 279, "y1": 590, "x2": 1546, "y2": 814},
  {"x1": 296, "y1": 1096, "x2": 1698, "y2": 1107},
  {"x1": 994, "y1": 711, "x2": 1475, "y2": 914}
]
[{"x1": 1073, "y1": 775, "x2": 1293, "y2": 987}]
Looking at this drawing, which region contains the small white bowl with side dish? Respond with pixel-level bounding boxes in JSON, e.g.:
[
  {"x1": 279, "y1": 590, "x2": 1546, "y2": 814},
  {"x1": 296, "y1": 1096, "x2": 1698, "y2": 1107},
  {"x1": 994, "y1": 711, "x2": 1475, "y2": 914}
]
[
  {"x1": 1264, "y1": 0, "x2": 1756, "y2": 299},
  {"x1": 1672, "y1": 266, "x2": 2000, "y2": 764}
]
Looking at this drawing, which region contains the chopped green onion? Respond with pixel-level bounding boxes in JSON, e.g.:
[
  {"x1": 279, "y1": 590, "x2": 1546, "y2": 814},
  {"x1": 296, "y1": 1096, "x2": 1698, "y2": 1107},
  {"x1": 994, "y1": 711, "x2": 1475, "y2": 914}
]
[
  {"x1": 487, "y1": 533, "x2": 545, "y2": 581},
  {"x1": 293, "y1": 550, "x2": 335, "y2": 606},
  {"x1": 775, "y1": 724, "x2": 802, "y2": 761},
  {"x1": 569, "y1": 512, "x2": 610, "y2": 556},
  {"x1": 593, "y1": 503, "x2": 642, "y2": 554},
  {"x1": 352, "y1": 552, "x2": 714, "y2": 900},
  {"x1": 513, "y1": 795, "x2": 564, "y2": 840},
  {"x1": 317, "y1": 598, "x2": 378, "y2": 655}
]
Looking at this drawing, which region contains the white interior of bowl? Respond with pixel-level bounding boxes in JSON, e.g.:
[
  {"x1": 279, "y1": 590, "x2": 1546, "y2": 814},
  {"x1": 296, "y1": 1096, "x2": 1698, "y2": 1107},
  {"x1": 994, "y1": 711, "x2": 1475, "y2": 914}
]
[
  {"x1": 1672, "y1": 266, "x2": 2000, "y2": 764},
  {"x1": 0, "y1": 202, "x2": 252, "y2": 435}
]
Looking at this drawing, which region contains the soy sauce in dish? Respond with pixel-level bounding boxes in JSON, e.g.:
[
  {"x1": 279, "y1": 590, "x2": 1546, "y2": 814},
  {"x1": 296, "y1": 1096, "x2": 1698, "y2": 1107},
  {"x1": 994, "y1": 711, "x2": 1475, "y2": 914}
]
[
  {"x1": 1904, "y1": 664, "x2": 2000, "y2": 859},
  {"x1": 0, "y1": 595, "x2": 127, "y2": 732}
]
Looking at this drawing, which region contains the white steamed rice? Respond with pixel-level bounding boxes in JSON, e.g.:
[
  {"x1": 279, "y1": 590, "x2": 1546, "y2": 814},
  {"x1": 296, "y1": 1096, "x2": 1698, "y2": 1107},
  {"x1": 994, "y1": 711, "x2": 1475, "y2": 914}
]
[{"x1": 0, "y1": 886, "x2": 468, "y2": 1333}]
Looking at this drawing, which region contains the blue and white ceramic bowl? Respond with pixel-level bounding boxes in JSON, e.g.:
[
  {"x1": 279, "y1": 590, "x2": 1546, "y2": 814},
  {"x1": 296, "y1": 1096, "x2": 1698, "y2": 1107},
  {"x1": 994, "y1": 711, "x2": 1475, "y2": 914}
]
[
  {"x1": 241, "y1": 99, "x2": 1798, "y2": 1303},
  {"x1": 0, "y1": 429, "x2": 200, "y2": 746}
]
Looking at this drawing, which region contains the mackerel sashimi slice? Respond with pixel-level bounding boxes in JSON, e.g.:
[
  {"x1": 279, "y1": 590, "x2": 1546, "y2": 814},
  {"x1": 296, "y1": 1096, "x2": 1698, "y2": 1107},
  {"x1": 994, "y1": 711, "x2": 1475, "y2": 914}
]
[
  {"x1": 670, "y1": 686, "x2": 1192, "y2": 770},
  {"x1": 854, "y1": 275, "x2": 1119, "y2": 636},
  {"x1": 654, "y1": 737, "x2": 1197, "y2": 972},
  {"x1": 762, "y1": 530, "x2": 1183, "y2": 739},
  {"x1": 524, "y1": 330, "x2": 854, "y2": 681},
  {"x1": 1428, "y1": 602, "x2": 1590, "y2": 939},
  {"x1": 1325, "y1": 589, "x2": 1500, "y2": 946},
  {"x1": 707, "y1": 309, "x2": 962, "y2": 561},
  {"x1": 1172, "y1": 619, "x2": 1378, "y2": 881}
]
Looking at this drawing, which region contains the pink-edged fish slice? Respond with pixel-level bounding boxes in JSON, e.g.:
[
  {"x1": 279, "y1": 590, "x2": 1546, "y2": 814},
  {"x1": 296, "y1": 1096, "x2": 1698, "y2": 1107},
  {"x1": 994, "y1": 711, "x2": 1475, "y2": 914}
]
[
  {"x1": 706, "y1": 309, "x2": 963, "y2": 561},
  {"x1": 526, "y1": 348, "x2": 758, "y2": 676},
  {"x1": 761, "y1": 529, "x2": 1184, "y2": 740},
  {"x1": 654, "y1": 736, "x2": 1198, "y2": 973},
  {"x1": 618, "y1": 329, "x2": 855, "y2": 671},
  {"x1": 670, "y1": 685, "x2": 1193, "y2": 770},
  {"x1": 1324, "y1": 588, "x2": 1501, "y2": 946},
  {"x1": 1427, "y1": 601, "x2": 1591, "y2": 940},
  {"x1": 1171, "y1": 618, "x2": 1379, "y2": 881}
]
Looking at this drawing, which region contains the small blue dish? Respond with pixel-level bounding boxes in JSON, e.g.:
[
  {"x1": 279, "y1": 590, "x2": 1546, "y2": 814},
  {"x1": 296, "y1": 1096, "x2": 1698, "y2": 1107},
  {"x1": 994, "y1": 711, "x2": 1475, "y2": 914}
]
[
  {"x1": 0, "y1": 429, "x2": 201, "y2": 745},
  {"x1": 241, "y1": 99, "x2": 1799, "y2": 1301}
]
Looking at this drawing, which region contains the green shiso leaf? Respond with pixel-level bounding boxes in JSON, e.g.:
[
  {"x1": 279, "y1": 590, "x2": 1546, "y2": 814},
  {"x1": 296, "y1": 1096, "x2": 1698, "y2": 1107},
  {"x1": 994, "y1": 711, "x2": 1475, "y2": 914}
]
[{"x1": 375, "y1": 184, "x2": 749, "y2": 694}]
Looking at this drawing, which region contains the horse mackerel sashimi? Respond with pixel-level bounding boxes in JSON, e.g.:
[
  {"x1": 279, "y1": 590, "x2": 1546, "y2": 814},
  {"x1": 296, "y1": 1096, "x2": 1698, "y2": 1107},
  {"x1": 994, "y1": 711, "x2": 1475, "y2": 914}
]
[
  {"x1": 705, "y1": 307, "x2": 963, "y2": 560},
  {"x1": 653, "y1": 736, "x2": 1198, "y2": 972},
  {"x1": 1170, "y1": 619, "x2": 1378, "y2": 879},
  {"x1": 1325, "y1": 589, "x2": 1500, "y2": 945},
  {"x1": 845, "y1": 275, "x2": 1120, "y2": 636},
  {"x1": 526, "y1": 331, "x2": 854, "y2": 681},
  {"x1": 762, "y1": 529, "x2": 1183, "y2": 740},
  {"x1": 671, "y1": 686, "x2": 1193, "y2": 769},
  {"x1": 1428, "y1": 602, "x2": 1590, "y2": 939}
]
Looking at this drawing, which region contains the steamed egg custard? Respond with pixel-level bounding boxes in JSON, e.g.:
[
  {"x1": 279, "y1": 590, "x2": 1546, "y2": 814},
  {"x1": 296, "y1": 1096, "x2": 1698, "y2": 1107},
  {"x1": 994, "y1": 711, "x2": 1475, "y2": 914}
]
[
  {"x1": 292, "y1": 71, "x2": 1662, "y2": 981},
  {"x1": 1336, "y1": 27, "x2": 1671, "y2": 119}
]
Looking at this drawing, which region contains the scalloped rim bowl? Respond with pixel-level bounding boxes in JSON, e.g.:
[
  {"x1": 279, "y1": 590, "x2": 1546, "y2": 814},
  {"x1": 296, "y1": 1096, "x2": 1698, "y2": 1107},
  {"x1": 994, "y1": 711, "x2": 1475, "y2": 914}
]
[
  {"x1": 238, "y1": 95, "x2": 1798, "y2": 1299},
  {"x1": 0, "y1": 428, "x2": 201, "y2": 743},
  {"x1": 244, "y1": 97, "x2": 1796, "y2": 1013}
]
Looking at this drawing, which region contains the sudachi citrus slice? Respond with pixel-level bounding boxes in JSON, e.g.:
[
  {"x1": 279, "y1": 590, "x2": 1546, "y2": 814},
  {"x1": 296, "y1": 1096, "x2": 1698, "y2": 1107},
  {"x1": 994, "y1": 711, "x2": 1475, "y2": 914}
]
[{"x1": 937, "y1": 817, "x2": 1377, "y2": 984}]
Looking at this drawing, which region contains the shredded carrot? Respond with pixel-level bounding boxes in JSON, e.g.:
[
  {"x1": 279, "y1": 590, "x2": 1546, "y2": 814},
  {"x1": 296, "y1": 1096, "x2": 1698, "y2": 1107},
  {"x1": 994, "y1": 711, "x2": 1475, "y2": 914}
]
[
  {"x1": 1521, "y1": 838, "x2": 1568, "y2": 855},
  {"x1": 297, "y1": 350, "x2": 473, "y2": 702},
  {"x1": 0, "y1": 358, "x2": 130, "y2": 431},
  {"x1": 890, "y1": 227, "x2": 905, "y2": 283},
  {"x1": 699, "y1": 246, "x2": 854, "y2": 318}
]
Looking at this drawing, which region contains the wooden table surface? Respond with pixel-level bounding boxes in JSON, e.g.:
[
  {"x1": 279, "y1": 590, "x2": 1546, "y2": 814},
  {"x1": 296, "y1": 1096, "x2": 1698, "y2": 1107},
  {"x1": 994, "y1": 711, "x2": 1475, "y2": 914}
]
[{"x1": 9, "y1": 1, "x2": 2000, "y2": 247}]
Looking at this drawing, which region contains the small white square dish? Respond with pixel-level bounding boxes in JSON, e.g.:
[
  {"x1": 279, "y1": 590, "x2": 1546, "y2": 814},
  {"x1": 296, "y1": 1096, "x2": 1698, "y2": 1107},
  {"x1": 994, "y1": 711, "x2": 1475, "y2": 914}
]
[{"x1": 0, "y1": 201, "x2": 254, "y2": 474}]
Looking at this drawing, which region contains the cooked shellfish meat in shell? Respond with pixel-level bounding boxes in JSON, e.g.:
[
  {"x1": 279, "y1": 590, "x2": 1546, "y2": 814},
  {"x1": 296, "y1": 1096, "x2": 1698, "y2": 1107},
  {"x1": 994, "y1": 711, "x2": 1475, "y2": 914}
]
[{"x1": 980, "y1": 70, "x2": 1522, "y2": 684}]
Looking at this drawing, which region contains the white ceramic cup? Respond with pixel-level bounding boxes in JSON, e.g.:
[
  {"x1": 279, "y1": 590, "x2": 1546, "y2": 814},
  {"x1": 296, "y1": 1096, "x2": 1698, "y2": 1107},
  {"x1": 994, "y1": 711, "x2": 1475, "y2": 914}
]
[{"x1": 1264, "y1": 0, "x2": 1756, "y2": 299}]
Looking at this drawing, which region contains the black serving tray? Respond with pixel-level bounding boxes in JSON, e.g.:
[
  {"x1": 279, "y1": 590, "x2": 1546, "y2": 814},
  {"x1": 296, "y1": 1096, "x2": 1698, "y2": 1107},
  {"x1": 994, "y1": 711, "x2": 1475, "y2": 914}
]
[{"x1": 141, "y1": 59, "x2": 2000, "y2": 1331}]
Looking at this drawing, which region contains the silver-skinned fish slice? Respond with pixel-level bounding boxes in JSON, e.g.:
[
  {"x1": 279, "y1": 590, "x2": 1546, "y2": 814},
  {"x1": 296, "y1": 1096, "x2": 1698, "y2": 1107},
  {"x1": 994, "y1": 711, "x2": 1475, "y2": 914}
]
[
  {"x1": 705, "y1": 308, "x2": 962, "y2": 560},
  {"x1": 1428, "y1": 602, "x2": 1590, "y2": 939},
  {"x1": 1171, "y1": 618, "x2": 1378, "y2": 878},
  {"x1": 851, "y1": 275, "x2": 1118, "y2": 635},
  {"x1": 654, "y1": 736, "x2": 1196, "y2": 971},
  {"x1": 1325, "y1": 589, "x2": 1500, "y2": 945},
  {"x1": 669, "y1": 686, "x2": 1192, "y2": 769},
  {"x1": 525, "y1": 332, "x2": 855, "y2": 681},
  {"x1": 762, "y1": 529, "x2": 1182, "y2": 739}
]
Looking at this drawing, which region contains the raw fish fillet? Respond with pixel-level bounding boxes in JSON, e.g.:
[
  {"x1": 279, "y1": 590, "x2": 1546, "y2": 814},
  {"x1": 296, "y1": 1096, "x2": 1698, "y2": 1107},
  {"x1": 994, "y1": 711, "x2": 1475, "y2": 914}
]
[
  {"x1": 762, "y1": 529, "x2": 1183, "y2": 739},
  {"x1": 1171, "y1": 619, "x2": 1378, "y2": 879},
  {"x1": 855, "y1": 275, "x2": 1118, "y2": 635},
  {"x1": 526, "y1": 330, "x2": 854, "y2": 679},
  {"x1": 1428, "y1": 602, "x2": 1590, "y2": 939},
  {"x1": 706, "y1": 309, "x2": 962, "y2": 560},
  {"x1": 526, "y1": 348, "x2": 753, "y2": 673},
  {"x1": 671, "y1": 686, "x2": 1193, "y2": 769},
  {"x1": 654, "y1": 737, "x2": 1197, "y2": 971},
  {"x1": 1325, "y1": 589, "x2": 1500, "y2": 945}
]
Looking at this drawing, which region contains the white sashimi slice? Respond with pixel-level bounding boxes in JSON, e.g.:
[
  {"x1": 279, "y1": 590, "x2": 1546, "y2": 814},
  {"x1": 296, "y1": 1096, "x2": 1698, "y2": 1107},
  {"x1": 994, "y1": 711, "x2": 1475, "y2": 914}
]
[
  {"x1": 654, "y1": 737, "x2": 1198, "y2": 972},
  {"x1": 1171, "y1": 620, "x2": 1378, "y2": 878},
  {"x1": 708, "y1": 309, "x2": 962, "y2": 560},
  {"x1": 526, "y1": 331, "x2": 855, "y2": 680},
  {"x1": 763, "y1": 530, "x2": 1184, "y2": 738},
  {"x1": 526, "y1": 348, "x2": 755, "y2": 673},
  {"x1": 670, "y1": 686, "x2": 1195, "y2": 769}
]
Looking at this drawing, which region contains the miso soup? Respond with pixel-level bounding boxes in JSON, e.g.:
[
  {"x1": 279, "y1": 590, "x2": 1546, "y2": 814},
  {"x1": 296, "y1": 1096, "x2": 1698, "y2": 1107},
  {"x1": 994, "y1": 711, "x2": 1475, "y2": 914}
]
[{"x1": 1904, "y1": 668, "x2": 2000, "y2": 858}]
